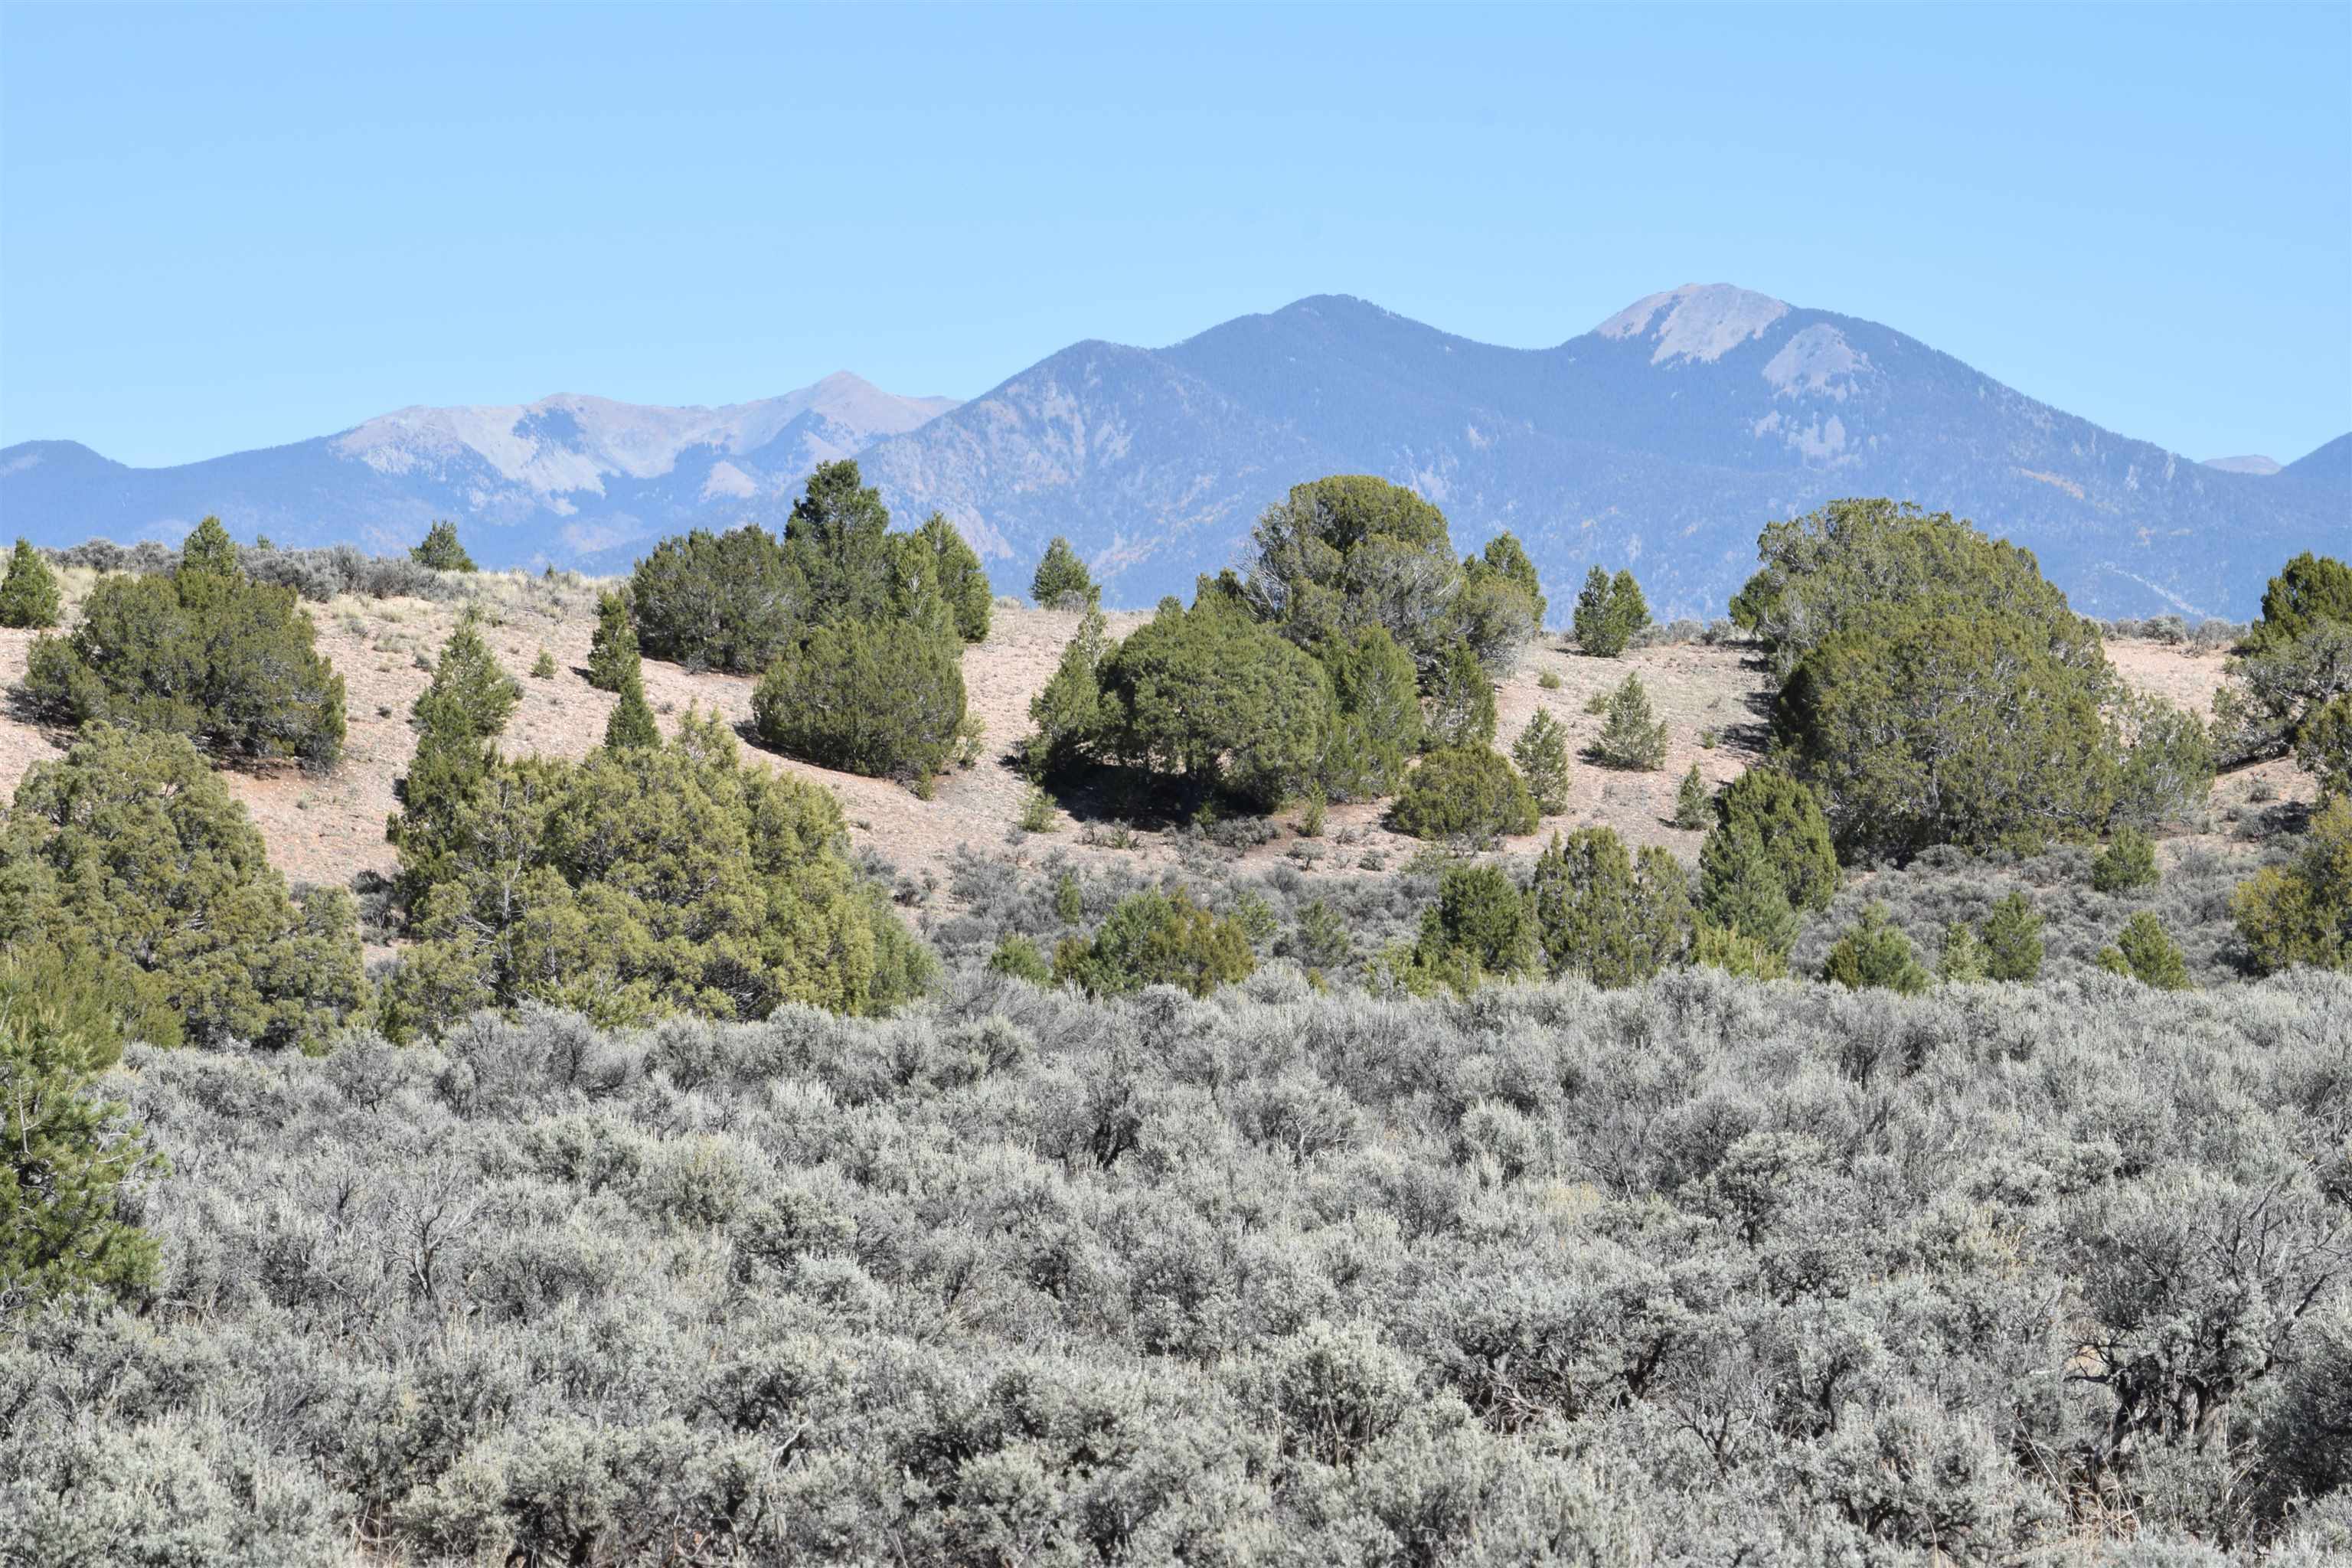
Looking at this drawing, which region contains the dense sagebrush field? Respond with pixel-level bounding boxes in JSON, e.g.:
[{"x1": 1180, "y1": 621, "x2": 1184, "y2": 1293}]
[{"x1": 8, "y1": 963, "x2": 2349, "y2": 1564}]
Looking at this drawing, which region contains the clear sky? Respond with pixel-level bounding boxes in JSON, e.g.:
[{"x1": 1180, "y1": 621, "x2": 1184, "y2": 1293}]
[{"x1": 2, "y1": 2, "x2": 2347, "y2": 469}]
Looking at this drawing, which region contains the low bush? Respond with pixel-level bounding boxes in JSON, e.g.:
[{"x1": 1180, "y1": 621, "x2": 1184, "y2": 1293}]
[
  {"x1": 1388, "y1": 746, "x2": 1538, "y2": 848},
  {"x1": 753, "y1": 614, "x2": 967, "y2": 785},
  {"x1": 1588, "y1": 672, "x2": 1668, "y2": 770},
  {"x1": 1051, "y1": 887, "x2": 1255, "y2": 998},
  {"x1": 21, "y1": 518, "x2": 347, "y2": 768},
  {"x1": 409, "y1": 520, "x2": 478, "y2": 572}
]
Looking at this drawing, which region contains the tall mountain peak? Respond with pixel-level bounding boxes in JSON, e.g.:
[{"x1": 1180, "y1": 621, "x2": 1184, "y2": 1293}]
[{"x1": 1594, "y1": 283, "x2": 1792, "y2": 364}]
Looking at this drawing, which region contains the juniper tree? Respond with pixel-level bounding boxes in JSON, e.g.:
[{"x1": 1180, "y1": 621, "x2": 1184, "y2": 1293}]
[
  {"x1": 21, "y1": 518, "x2": 346, "y2": 768},
  {"x1": 0, "y1": 726, "x2": 366, "y2": 1049},
  {"x1": 388, "y1": 614, "x2": 521, "y2": 913},
  {"x1": 1525, "y1": 826, "x2": 1692, "y2": 986},
  {"x1": 409, "y1": 520, "x2": 477, "y2": 572},
  {"x1": 604, "y1": 674, "x2": 662, "y2": 751},
  {"x1": 1389, "y1": 746, "x2": 1538, "y2": 848},
  {"x1": 1511, "y1": 709, "x2": 1573, "y2": 815},
  {"x1": 1939, "y1": 921, "x2": 1988, "y2": 983},
  {"x1": 2091, "y1": 826, "x2": 2161, "y2": 894},
  {"x1": 1093, "y1": 596, "x2": 1331, "y2": 810},
  {"x1": 1674, "y1": 763, "x2": 1710, "y2": 829},
  {"x1": 1423, "y1": 641, "x2": 1498, "y2": 748},
  {"x1": 1590, "y1": 672, "x2": 1668, "y2": 770},
  {"x1": 753, "y1": 612, "x2": 965, "y2": 786},
  {"x1": 2100, "y1": 911, "x2": 2190, "y2": 989},
  {"x1": 1050, "y1": 888, "x2": 1255, "y2": 998},
  {"x1": 1030, "y1": 536, "x2": 1097, "y2": 608},
  {"x1": 1021, "y1": 604, "x2": 1111, "y2": 779},
  {"x1": 1822, "y1": 903, "x2": 1932, "y2": 995},
  {"x1": 1410, "y1": 861, "x2": 1540, "y2": 991},
  {"x1": 1317, "y1": 623, "x2": 1423, "y2": 801},
  {"x1": 586, "y1": 588, "x2": 640, "y2": 692},
  {"x1": 1979, "y1": 890, "x2": 2046, "y2": 982},
  {"x1": 0, "y1": 949, "x2": 163, "y2": 1312},
  {"x1": 0, "y1": 538, "x2": 61, "y2": 628},
  {"x1": 912, "y1": 511, "x2": 993, "y2": 643},
  {"x1": 2232, "y1": 794, "x2": 2352, "y2": 973},
  {"x1": 1697, "y1": 769, "x2": 1839, "y2": 917},
  {"x1": 1570, "y1": 565, "x2": 1649, "y2": 657}
]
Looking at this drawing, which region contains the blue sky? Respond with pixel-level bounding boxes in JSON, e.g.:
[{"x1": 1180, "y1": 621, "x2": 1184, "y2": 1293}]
[{"x1": 3, "y1": 2, "x2": 2346, "y2": 469}]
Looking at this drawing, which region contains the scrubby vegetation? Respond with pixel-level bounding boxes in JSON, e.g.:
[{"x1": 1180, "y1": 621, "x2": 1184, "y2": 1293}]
[
  {"x1": 11, "y1": 965, "x2": 2344, "y2": 1563},
  {"x1": 4, "y1": 502, "x2": 2347, "y2": 1564},
  {"x1": 1, "y1": 725, "x2": 367, "y2": 1050},
  {"x1": 21, "y1": 518, "x2": 348, "y2": 768}
]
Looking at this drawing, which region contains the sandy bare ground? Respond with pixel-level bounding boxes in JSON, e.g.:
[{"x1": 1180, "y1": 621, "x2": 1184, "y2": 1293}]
[{"x1": 0, "y1": 572, "x2": 2305, "y2": 917}]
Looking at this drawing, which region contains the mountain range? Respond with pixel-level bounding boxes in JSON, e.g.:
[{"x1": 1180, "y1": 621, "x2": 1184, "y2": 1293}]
[{"x1": 4, "y1": 286, "x2": 2344, "y2": 618}]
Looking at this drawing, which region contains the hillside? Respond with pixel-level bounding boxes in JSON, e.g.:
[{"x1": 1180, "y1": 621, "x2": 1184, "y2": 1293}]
[
  {"x1": 0, "y1": 566, "x2": 2309, "y2": 965},
  {"x1": 7, "y1": 289, "x2": 2345, "y2": 620}
]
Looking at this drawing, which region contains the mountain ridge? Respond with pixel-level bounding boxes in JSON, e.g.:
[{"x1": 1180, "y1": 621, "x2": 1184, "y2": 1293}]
[{"x1": 4, "y1": 289, "x2": 2344, "y2": 618}]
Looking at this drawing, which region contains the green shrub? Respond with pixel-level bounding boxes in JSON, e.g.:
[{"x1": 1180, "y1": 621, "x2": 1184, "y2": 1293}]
[
  {"x1": 1570, "y1": 565, "x2": 1649, "y2": 657},
  {"x1": 1979, "y1": 891, "x2": 2045, "y2": 982},
  {"x1": 1389, "y1": 746, "x2": 1538, "y2": 848},
  {"x1": 0, "y1": 725, "x2": 367, "y2": 1049},
  {"x1": 530, "y1": 647, "x2": 557, "y2": 679},
  {"x1": 1938, "y1": 921, "x2": 1988, "y2": 983},
  {"x1": 1469, "y1": 532, "x2": 1547, "y2": 629},
  {"x1": 1411, "y1": 862, "x2": 1540, "y2": 989},
  {"x1": 1240, "y1": 475, "x2": 1534, "y2": 679},
  {"x1": 604, "y1": 675, "x2": 662, "y2": 751},
  {"x1": 753, "y1": 615, "x2": 966, "y2": 785},
  {"x1": 912, "y1": 511, "x2": 993, "y2": 642},
  {"x1": 1422, "y1": 642, "x2": 1497, "y2": 748},
  {"x1": 0, "y1": 538, "x2": 62, "y2": 628},
  {"x1": 985, "y1": 935, "x2": 1054, "y2": 985},
  {"x1": 2232, "y1": 795, "x2": 2352, "y2": 973},
  {"x1": 383, "y1": 710, "x2": 930, "y2": 1034},
  {"x1": 1030, "y1": 536, "x2": 1097, "y2": 608},
  {"x1": 1050, "y1": 888, "x2": 1255, "y2": 998},
  {"x1": 1094, "y1": 597, "x2": 1331, "y2": 810},
  {"x1": 1316, "y1": 623, "x2": 1423, "y2": 800},
  {"x1": 1694, "y1": 830, "x2": 1799, "y2": 958},
  {"x1": 586, "y1": 588, "x2": 640, "y2": 692},
  {"x1": 1697, "y1": 768, "x2": 1839, "y2": 920},
  {"x1": 2109, "y1": 691, "x2": 2214, "y2": 831},
  {"x1": 1526, "y1": 827, "x2": 1692, "y2": 986},
  {"x1": 1295, "y1": 786, "x2": 1327, "y2": 838},
  {"x1": 1052, "y1": 873, "x2": 1084, "y2": 924},
  {"x1": 629, "y1": 524, "x2": 802, "y2": 673},
  {"x1": 2091, "y1": 826, "x2": 2161, "y2": 894},
  {"x1": 2100, "y1": 911, "x2": 2190, "y2": 989},
  {"x1": 387, "y1": 616, "x2": 521, "y2": 913},
  {"x1": 2247, "y1": 551, "x2": 2352, "y2": 654},
  {"x1": 1673, "y1": 763, "x2": 1710, "y2": 829},
  {"x1": 1018, "y1": 786, "x2": 1059, "y2": 834},
  {"x1": 782, "y1": 460, "x2": 902, "y2": 628},
  {"x1": 1537, "y1": 669, "x2": 1562, "y2": 691},
  {"x1": 409, "y1": 520, "x2": 477, "y2": 572},
  {"x1": 1021, "y1": 605, "x2": 1112, "y2": 779},
  {"x1": 21, "y1": 518, "x2": 347, "y2": 768},
  {"x1": 2215, "y1": 554, "x2": 2352, "y2": 778},
  {"x1": 1821, "y1": 904, "x2": 1932, "y2": 995},
  {"x1": 0, "y1": 948, "x2": 164, "y2": 1312},
  {"x1": 1589, "y1": 672, "x2": 1668, "y2": 770},
  {"x1": 1511, "y1": 709, "x2": 1572, "y2": 815},
  {"x1": 1691, "y1": 919, "x2": 1788, "y2": 981}
]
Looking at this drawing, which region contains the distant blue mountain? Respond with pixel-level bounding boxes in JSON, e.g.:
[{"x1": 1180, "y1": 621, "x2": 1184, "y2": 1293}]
[
  {"x1": 4, "y1": 287, "x2": 2343, "y2": 618},
  {"x1": 858, "y1": 287, "x2": 2349, "y2": 619},
  {"x1": 2280, "y1": 433, "x2": 2352, "y2": 491}
]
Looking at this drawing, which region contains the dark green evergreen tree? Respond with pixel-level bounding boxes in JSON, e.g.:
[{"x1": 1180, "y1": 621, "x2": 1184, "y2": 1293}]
[
  {"x1": 913, "y1": 512, "x2": 994, "y2": 642},
  {"x1": 1389, "y1": 746, "x2": 1538, "y2": 848},
  {"x1": 0, "y1": 539, "x2": 61, "y2": 629},
  {"x1": 1424, "y1": 641, "x2": 1498, "y2": 748},
  {"x1": 1511, "y1": 709, "x2": 1573, "y2": 815},
  {"x1": 587, "y1": 588, "x2": 641, "y2": 692},
  {"x1": 1821, "y1": 904, "x2": 1932, "y2": 994},
  {"x1": 604, "y1": 674, "x2": 662, "y2": 751},
  {"x1": 409, "y1": 520, "x2": 478, "y2": 572},
  {"x1": 1979, "y1": 891, "x2": 2046, "y2": 982},
  {"x1": 1525, "y1": 827, "x2": 1691, "y2": 987},
  {"x1": 21, "y1": 518, "x2": 345, "y2": 768},
  {"x1": 1030, "y1": 537, "x2": 1098, "y2": 608}
]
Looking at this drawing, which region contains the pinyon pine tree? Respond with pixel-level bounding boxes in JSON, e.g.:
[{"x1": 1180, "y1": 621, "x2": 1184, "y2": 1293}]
[
  {"x1": 1031, "y1": 537, "x2": 1097, "y2": 608},
  {"x1": 587, "y1": 589, "x2": 640, "y2": 692},
  {"x1": 1511, "y1": 709, "x2": 1572, "y2": 814},
  {"x1": 605, "y1": 674, "x2": 662, "y2": 751},
  {"x1": 0, "y1": 539, "x2": 61, "y2": 629},
  {"x1": 1590, "y1": 672, "x2": 1668, "y2": 770},
  {"x1": 409, "y1": 520, "x2": 477, "y2": 572},
  {"x1": 2099, "y1": 911, "x2": 2190, "y2": 989}
]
